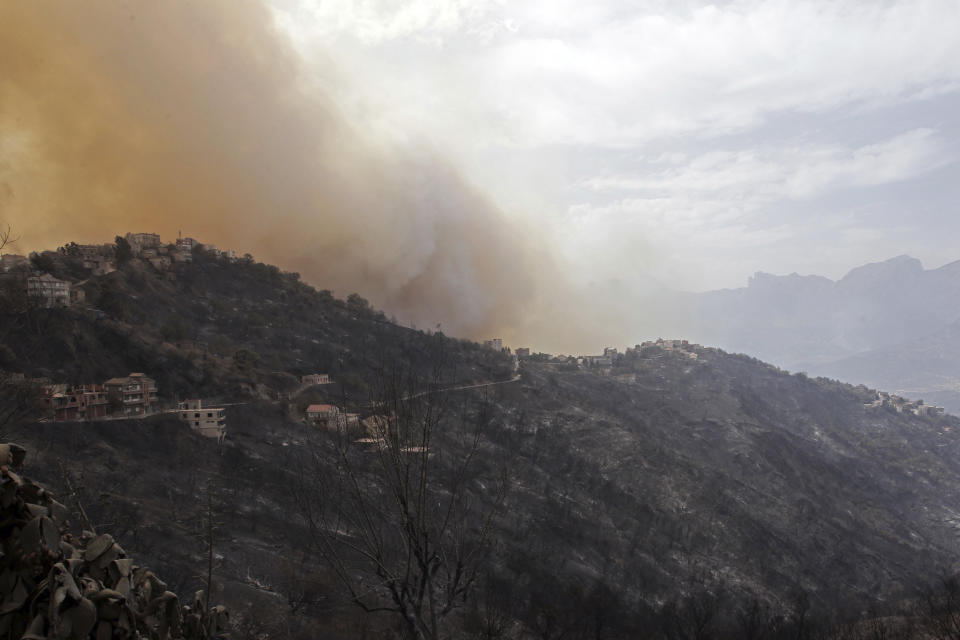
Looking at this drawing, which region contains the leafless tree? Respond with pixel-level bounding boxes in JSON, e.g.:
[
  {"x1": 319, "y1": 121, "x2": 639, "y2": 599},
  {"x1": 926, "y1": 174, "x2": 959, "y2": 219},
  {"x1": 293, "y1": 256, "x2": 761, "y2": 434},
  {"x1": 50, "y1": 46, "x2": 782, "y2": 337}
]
[
  {"x1": 0, "y1": 222, "x2": 18, "y2": 254},
  {"x1": 294, "y1": 347, "x2": 508, "y2": 640}
]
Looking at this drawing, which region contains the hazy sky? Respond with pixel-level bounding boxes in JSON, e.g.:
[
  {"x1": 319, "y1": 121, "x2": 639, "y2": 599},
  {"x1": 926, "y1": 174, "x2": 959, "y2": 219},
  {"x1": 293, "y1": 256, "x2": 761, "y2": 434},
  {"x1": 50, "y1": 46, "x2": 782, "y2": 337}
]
[
  {"x1": 2, "y1": 1, "x2": 959, "y2": 352},
  {"x1": 273, "y1": 0, "x2": 960, "y2": 291}
]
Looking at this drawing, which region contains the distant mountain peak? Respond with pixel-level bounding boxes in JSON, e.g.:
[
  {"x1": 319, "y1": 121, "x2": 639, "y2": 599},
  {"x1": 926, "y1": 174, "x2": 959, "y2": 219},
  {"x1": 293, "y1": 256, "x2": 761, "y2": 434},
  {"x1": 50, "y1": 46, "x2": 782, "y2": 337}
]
[
  {"x1": 839, "y1": 255, "x2": 923, "y2": 285},
  {"x1": 747, "y1": 270, "x2": 833, "y2": 290}
]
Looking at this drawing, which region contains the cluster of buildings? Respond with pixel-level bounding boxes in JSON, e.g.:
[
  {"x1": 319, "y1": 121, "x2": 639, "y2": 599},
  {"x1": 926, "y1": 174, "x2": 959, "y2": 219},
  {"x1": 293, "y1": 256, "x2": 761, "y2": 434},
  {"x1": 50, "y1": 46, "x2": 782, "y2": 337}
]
[
  {"x1": 634, "y1": 338, "x2": 703, "y2": 358},
  {"x1": 0, "y1": 231, "x2": 239, "y2": 308},
  {"x1": 125, "y1": 231, "x2": 235, "y2": 270},
  {"x1": 40, "y1": 372, "x2": 228, "y2": 440},
  {"x1": 865, "y1": 392, "x2": 945, "y2": 417},
  {"x1": 545, "y1": 339, "x2": 706, "y2": 377},
  {"x1": 42, "y1": 373, "x2": 158, "y2": 421},
  {"x1": 485, "y1": 338, "x2": 534, "y2": 359}
]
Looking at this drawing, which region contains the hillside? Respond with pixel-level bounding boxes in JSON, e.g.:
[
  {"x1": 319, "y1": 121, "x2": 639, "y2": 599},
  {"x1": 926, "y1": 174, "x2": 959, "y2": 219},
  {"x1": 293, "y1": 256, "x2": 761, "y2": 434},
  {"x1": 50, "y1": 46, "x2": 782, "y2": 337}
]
[
  {"x1": 687, "y1": 255, "x2": 960, "y2": 413},
  {"x1": 5, "y1": 245, "x2": 960, "y2": 637},
  {"x1": 805, "y1": 318, "x2": 960, "y2": 412},
  {"x1": 0, "y1": 246, "x2": 509, "y2": 403}
]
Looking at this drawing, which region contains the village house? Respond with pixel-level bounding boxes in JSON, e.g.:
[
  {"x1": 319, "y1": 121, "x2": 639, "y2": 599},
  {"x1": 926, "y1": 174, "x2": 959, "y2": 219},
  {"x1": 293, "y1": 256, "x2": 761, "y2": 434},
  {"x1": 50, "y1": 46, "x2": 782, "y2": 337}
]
[
  {"x1": 484, "y1": 338, "x2": 503, "y2": 351},
  {"x1": 614, "y1": 373, "x2": 636, "y2": 384},
  {"x1": 104, "y1": 373, "x2": 158, "y2": 416},
  {"x1": 177, "y1": 399, "x2": 226, "y2": 442},
  {"x1": 70, "y1": 244, "x2": 116, "y2": 275},
  {"x1": 603, "y1": 347, "x2": 618, "y2": 357},
  {"x1": 301, "y1": 374, "x2": 331, "y2": 386},
  {"x1": 45, "y1": 384, "x2": 109, "y2": 422},
  {"x1": 582, "y1": 355, "x2": 613, "y2": 368},
  {"x1": 176, "y1": 235, "x2": 198, "y2": 252},
  {"x1": 0, "y1": 254, "x2": 29, "y2": 273},
  {"x1": 26, "y1": 273, "x2": 70, "y2": 307},
  {"x1": 306, "y1": 404, "x2": 341, "y2": 429},
  {"x1": 125, "y1": 232, "x2": 161, "y2": 256},
  {"x1": 515, "y1": 348, "x2": 531, "y2": 358}
]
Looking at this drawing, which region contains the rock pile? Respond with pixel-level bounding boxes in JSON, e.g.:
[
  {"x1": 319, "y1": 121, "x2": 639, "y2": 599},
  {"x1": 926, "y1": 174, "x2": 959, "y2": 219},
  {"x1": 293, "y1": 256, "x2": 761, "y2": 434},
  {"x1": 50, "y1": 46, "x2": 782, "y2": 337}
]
[{"x1": 0, "y1": 443, "x2": 228, "y2": 639}]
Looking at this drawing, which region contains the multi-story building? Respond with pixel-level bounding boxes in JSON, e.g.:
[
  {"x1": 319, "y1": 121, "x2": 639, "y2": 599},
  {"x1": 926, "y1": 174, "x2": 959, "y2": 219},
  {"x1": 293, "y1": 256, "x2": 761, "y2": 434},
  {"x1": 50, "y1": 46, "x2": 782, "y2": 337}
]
[
  {"x1": 301, "y1": 374, "x2": 331, "y2": 386},
  {"x1": 515, "y1": 348, "x2": 531, "y2": 358},
  {"x1": 176, "y1": 236, "x2": 197, "y2": 252},
  {"x1": 27, "y1": 274, "x2": 70, "y2": 307},
  {"x1": 125, "y1": 232, "x2": 161, "y2": 256},
  {"x1": 104, "y1": 373, "x2": 158, "y2": 416},
  {"x1": 177, "y1": 399, "x2": 226, "y2": 441},
  {"x1": 47, "y1": 384, "x2": 109, "y2": 422}
]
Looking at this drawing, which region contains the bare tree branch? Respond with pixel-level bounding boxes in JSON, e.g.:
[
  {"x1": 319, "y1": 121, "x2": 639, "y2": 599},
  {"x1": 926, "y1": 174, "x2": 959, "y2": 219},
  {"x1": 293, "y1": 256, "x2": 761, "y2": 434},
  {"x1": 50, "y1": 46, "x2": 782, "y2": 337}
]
[{"x1": 294, "y1": 341, "x2": 509, "y2": 640}]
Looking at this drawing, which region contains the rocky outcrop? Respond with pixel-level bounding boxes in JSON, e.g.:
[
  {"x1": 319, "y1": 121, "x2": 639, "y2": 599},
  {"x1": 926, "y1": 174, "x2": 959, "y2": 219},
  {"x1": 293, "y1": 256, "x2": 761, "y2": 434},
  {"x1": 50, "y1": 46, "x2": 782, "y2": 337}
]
[{"x1": 0, "y1": 443, "x2": 227, "y2": 639}]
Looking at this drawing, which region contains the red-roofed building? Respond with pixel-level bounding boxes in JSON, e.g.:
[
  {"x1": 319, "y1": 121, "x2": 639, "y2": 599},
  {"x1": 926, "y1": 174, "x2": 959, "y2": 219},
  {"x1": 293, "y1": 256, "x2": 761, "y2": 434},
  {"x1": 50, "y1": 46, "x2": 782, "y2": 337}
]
[{"x1": 306, "y1": 404, "x2": 341, "y2": 429}]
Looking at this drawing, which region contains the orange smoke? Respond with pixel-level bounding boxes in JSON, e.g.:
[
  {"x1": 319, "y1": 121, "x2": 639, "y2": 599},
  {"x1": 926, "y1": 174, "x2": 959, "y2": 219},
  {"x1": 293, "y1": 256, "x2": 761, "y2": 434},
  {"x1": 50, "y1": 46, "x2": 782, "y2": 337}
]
[{"x1": 0, "y1": 0, "x2": 551, "y2": 342}]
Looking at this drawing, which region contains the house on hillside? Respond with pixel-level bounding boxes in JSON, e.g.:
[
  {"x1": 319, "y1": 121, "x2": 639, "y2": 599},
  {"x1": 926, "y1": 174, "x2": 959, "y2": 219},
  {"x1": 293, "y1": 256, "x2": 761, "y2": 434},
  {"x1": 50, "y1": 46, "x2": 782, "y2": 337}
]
[
  {"x1": 301, "y1": 374, "x2": 331, "y2": 386},
  {"x1": 46, "y1": 384, "x2": 109, "y2": 422},
  {"x1": 104, "y1": 373, "x2": 158, "y2": 416},
  {"x1": 306, "y1": 404, "x2": 341, "y2": 429},
  {"x1": 484, "y1": 338, "x2": 503, "y2": 351},
  {"x1": 178, "y1": 399, "x2": 226, "y2": 442},
  {"x1": 515, "y1": 348, "x2": 530, "y2": 358},
  {"x1": 125, "y1": 232, "x2": 161, "y2": 256},
  {"x1": 176, "y1": 235, "x2": 197, "y2": 252},
  {"x1": 73, "y1": 245, "x2": 116, "y2": 275},
  {"x1": 0, "y1": 254, "x2": 29, "y2": 273},
  {"x1": 26, "y1": 274, "x2": 70, "y2": 307}
]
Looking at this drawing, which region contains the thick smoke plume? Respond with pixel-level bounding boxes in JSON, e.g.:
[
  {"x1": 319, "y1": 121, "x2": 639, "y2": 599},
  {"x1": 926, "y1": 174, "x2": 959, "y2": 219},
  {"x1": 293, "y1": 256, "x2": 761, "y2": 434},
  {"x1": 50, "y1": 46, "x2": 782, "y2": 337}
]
[{"x1": 0, "y1": 0, "x2": 549, "y2": 343}]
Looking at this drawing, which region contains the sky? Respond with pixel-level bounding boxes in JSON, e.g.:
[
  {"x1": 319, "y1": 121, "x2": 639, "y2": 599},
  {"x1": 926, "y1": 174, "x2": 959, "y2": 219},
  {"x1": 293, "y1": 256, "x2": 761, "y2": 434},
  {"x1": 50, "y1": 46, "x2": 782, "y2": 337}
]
[{"x1": 2, "y1": 1, "x2": 959, "y2": 352}]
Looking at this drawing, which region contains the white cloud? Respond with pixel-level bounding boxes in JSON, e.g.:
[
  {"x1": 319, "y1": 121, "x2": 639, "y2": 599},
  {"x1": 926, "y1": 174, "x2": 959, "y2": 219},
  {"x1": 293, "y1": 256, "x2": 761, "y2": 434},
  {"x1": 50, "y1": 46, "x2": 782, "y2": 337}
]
[
  {"x1": 278, "y1": 0, "x2": 960, "y2": 145},
  {"x1": 581, "y1": 128, "x2": 950, "y2": 201},
  {"x1": 269, "y1": 0, "x2": 960, "y2": 296}
]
